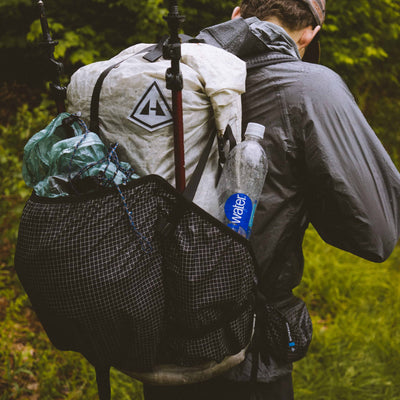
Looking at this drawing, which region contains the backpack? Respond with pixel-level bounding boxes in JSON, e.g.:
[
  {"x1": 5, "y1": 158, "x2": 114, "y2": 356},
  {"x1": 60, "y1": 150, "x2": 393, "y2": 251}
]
[
  {"x1": 15, "y1": 40, "x2": 258, "y2": 399},
  {"x1": 16, "y1": 35, "x2": 313, "y2": 400}
]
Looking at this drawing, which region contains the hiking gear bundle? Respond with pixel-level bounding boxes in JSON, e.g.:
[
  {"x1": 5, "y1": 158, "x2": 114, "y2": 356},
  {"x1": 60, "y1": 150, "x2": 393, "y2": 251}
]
[{"x1": 22, "y1": 112, "x2": 138, "y2": 198}]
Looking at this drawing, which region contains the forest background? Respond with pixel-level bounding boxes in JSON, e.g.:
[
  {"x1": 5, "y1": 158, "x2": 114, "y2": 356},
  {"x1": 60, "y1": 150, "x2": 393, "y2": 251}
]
[{"x1": 1, "y1": 0, "x2": 400, "y2": 398}]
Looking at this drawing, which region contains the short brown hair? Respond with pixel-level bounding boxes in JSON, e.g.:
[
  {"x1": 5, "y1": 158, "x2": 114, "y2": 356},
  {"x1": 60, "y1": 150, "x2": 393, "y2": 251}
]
[{"x1": 239, "y1": 0, "x2": 316, "y2": 31}]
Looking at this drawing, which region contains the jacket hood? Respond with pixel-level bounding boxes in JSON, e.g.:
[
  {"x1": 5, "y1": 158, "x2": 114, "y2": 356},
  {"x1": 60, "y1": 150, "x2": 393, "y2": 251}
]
[{"x1": 197, "y1": 17, "x2": 301, "y2": 60}]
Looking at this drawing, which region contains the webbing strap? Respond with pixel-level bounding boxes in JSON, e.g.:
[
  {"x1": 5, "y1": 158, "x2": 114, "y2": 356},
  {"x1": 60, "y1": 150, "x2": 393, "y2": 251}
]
[
  {"x1": 89, "y1": 61, "x2": 125, "y2": 135},
  {"x1": 142, "y1": 34, "x2": 201, "y2": 62},
  {"x1": 217, "y1": 125, "x2": 236, "y2": 183},
  {"x1": 95, "y1": 366, "x2": 111, "y2": 400},
  {"x1": 183, "y1": 129, "x2": 216, "y2": 201},
  {"x1": 152, "y1": 128, "x2": 218, "y2": 239}
]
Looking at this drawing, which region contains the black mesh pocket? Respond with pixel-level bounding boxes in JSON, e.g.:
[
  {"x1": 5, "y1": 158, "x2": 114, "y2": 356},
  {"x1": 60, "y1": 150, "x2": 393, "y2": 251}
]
[
  {"x1": 259, "y1": 295, "x2": 312, "y2": 364},
  {"x1": 15, "y1": 175, "x2": 257, "y2": 371}
]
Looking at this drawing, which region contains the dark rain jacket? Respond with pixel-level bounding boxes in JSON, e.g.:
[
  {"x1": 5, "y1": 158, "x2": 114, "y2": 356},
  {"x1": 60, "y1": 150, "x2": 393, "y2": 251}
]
[{"x1": 198, "y1": 18, "x2": 400, "y2": 382}]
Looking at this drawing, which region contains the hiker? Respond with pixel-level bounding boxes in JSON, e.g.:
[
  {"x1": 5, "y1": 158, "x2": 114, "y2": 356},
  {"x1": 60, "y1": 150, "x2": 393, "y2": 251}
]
[{"x1": 142, "y1": 0, "x2": 400, "y2": 399}]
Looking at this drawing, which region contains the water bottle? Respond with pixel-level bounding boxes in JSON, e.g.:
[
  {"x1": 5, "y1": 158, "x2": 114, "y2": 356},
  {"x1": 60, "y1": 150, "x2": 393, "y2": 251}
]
[{"x1": 216, "y1": 122, "x2": 268, "y2": 239}]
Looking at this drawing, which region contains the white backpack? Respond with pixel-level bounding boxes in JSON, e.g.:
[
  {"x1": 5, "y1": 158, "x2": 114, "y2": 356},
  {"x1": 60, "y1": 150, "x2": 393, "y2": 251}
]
[{"x1": 67, "y1": 42, "x2": 246, "y2": 218}]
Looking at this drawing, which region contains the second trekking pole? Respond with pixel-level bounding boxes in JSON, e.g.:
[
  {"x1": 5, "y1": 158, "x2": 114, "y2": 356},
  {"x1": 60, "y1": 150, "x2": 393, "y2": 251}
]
[{"x1": 37, "y1": 0, "x2": 67, "y2": 114}]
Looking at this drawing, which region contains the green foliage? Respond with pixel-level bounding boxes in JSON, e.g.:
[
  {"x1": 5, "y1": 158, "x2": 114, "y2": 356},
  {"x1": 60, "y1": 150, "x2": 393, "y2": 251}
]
[
  {"x1": 178, "y1": 0, "x2": 236, "y2": 36},
  {"x1": 0, "y1": 0, "x2": 169, "y2": 84},
  {"x1": 0, "y1": 104, "x2": 49, "y2": 395},
  {"x1": 0, "y1": 104, "x2": 45, "y2": 250},
  {"x1": 321, "y1": 0, "x2": 400, "y2": 158},
  {"x1": 293, "y1": 227, "x2": 400, "y2": 399}
]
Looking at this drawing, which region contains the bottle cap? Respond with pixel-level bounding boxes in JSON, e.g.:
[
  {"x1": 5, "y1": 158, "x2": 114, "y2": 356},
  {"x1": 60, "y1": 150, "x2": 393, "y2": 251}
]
[{"x1": 245, "y1": 122, "x2": 265, "y2": 139}]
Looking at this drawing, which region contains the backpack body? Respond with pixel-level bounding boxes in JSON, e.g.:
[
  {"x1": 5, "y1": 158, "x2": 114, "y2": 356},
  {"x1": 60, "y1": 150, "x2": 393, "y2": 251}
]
[
  {"x1": 67, "y1": 42, "x2": 246, "y2": 218},
  {"x1": 15, "y1": 42, "x2": 257, "y2": 389}
]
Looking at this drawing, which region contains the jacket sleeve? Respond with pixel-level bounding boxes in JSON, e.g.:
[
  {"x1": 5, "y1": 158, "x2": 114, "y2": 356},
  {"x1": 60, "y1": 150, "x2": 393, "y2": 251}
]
[{"x1": 302, "y1": 68, "x2": 400, "y2": 262}]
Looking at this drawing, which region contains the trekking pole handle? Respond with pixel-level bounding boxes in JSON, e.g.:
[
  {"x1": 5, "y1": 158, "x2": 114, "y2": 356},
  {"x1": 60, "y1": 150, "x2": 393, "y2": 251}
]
[{"x1": 163, "y1": 1, "x2": 185, "y2": 91}]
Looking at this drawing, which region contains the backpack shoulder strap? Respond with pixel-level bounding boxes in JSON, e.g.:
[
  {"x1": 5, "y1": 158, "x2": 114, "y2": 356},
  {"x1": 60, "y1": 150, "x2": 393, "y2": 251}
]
[{"x1": 89, "y1": 60, "x2": 125, "y2": 134}]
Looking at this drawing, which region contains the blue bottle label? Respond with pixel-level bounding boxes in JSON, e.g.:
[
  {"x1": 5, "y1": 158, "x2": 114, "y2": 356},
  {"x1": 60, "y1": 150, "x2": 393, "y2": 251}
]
[{"x1": 224, "y1": 193, "x2": 253, "y2": 238}]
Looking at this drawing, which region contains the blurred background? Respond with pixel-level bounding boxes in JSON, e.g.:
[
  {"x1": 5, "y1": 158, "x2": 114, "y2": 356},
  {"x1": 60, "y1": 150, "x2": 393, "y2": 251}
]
[{"x1": 1, "y1": 0, "x2": 399, "y2": 398}]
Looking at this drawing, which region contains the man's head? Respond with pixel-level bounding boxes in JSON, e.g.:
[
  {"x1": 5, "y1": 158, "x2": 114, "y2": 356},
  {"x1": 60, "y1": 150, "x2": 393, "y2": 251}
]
[{"x1": 232, "y1": 0, "x2": 326, "y2": 62}]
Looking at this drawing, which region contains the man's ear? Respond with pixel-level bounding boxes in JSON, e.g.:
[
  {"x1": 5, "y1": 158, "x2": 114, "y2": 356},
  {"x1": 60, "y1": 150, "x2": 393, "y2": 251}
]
[
  {"x1": 298, "y1": 25, "x2": 321, "y2": 51},
  {"x1": 231, "y1": 6, "x2": 241, "y2": 19}
]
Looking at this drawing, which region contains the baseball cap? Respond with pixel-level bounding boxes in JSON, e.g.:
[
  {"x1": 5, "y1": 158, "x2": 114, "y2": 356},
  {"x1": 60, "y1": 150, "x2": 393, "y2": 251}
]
[
  {"x1": 301, "y1": 0, "x2": 326, "y2": 25},
  {"x1": 301, "y1": 0, "x2": 326, "y2": 63}
]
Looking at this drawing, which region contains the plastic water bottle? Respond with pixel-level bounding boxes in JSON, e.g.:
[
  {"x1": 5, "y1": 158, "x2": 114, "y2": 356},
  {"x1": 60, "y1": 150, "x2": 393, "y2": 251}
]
[{"x1": 216, "y1": 122, "x2": 268, "y2": 239}]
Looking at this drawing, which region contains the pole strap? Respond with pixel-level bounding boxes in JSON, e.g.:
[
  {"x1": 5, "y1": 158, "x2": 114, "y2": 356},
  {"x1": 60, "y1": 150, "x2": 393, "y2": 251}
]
[{"x1": 95, "y1": 366, "x2": 111, "y2": 400}]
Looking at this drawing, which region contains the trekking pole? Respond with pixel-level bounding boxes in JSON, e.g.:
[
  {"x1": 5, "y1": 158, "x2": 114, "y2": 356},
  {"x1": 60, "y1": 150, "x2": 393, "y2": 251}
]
[
  {"x1": 163, "y1": 0, "x2": 186, "y2": 193},
  {"x1": 36, "y1": 0, "x2": 67, "y2": 113}
]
